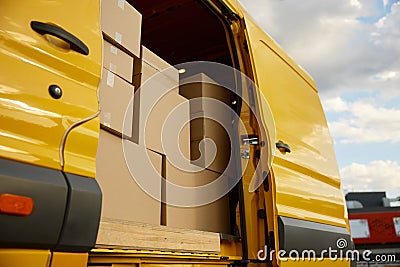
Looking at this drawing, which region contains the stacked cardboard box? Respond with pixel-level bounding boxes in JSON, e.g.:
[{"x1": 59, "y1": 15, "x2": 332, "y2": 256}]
[
  {"x1": 99, "y1": 0, "x2": 141, "y2": 137},
  {"x1": 134, "y1": 47, "x2": 179, "y2": 92},
  {"x1": 96, "y1": 130, "x2": 161, "y2": 224},
  {"x1": 97, "y1": 0, "x2": 231, "y2": 234},
  {"x1": 165, "y1": 161, "x2": 231, "y2": 233},
  {"x1": 101, "y1": 0, "x2": 141, "y2": 58},
  {"x1": 180, "y1": 73, "x2": 233, "y2": 174},
  {"x1": 161, "y1": 73, "x2": 233, "y2": 233},
  {"x1": 97, "y1": 0, "x2": 163, "y2": 226},
  {"x1": 134, "y1": 46, "x2": 190, "y2": 158},
  {"x1": 133, "y1": 50, "x2": 230, "y2": 233}
]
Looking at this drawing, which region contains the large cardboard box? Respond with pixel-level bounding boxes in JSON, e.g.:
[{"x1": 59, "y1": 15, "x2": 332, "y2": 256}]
[
  {"x1": 138, "y1": 87, "x2": 190, "y2": 159},
  {"x1": 165, "y1": 160, "x2": 230, "y2": 233},
  {"x1": 101, "y1": 0, "x2": 141, "y2": 57},
  {"x1": 96, "y1": 130, "x2": 161, "y2": 225},
  {"x1": 179, "y1": 73, "x2": 232, "y2": 114},
  {"x1": 99, "y1": 69, "x2": 134, "y2": 137},
  {"x1": 103, "y1": 40, "x2": 134, "y2": 83}
]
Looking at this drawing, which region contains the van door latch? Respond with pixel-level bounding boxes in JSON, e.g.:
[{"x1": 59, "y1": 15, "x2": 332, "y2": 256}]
[
  {"x1": 241, "y1": 135, "x2": 259, "y2": 145},
  {"x1": 241, "y1": 150, "x2": 250, "y2": 159}
]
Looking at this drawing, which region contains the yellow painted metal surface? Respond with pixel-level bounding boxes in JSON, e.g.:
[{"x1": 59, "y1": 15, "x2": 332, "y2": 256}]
[
  {"x1": 50, "y1": 252, "x2": 88, "y2": 267},
  {"x1": 0, "y1": 0, "x2": 101, "y2": 176},
  {"x1": 241, "y1": 5, "x2": 348, "y2": 230},
  {"x1": 0, "y1": 249, "x2": 50, "y2": 267},
  {"x1": 89, "y1": 247, "x2": 242, "y2": 265},
  {"x1": 220, "y1": 240, "x2": 242, "y2": 260},
  {"x1": 63, "y1": 117, "x2": 100, "y2": 177}
]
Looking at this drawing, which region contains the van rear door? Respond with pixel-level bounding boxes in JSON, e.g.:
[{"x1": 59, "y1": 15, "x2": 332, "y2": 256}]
[
  {"x1": 242, "y1": 12, "x2": 352, "y2": 264},
  {"x1": 0, "y1": 0, "x2": 102, "y2": 175}
]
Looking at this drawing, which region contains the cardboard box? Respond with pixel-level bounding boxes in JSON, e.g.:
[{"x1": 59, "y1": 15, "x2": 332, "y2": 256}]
[
  {"x1": 101, "y1": 0, "x2": 141, "y2": 57},
  {"x1": 134, "y1": 47, "x2": 179, "y2": 92},
  {"x1": 142, "y1": 47, "x2": 179, "y2": 84},
  {"x1": 179, "y1": 73, "x2": 232, "y2": 114},
  {"x1": 99, "y1": 69, "x2": 134, "y2": 137},
  {"x1": 190, "y1": 111, "x2": 233, "y2": 141},
  {"x1": 190, "y1": 139, "x2": 231, "y2": 175},
  {"x1": 138, "y1": 87, "x2": 190, "y2": 159},
  {"x1": 165, "y1": 160, "x2": 230, "y2": 233},
  {"x1": 103, "y1": 40, "x2": 134, "y2": 83},
  {"x1": 96, "y1": 130, "x2": 162, "y2": 225},
  {"x1": 189, "y1": 111, "x2": 232, "y2": 174}
]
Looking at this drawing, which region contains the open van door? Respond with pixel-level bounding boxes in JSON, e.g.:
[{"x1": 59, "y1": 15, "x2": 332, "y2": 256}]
[
  {"x1": 241, "y1": 11, "x2": 352, "y2": 265},
  {"x1": 0, "y1": 0, "x2": 102, "y2": 176},
  {"x1": 0, "y1": 0, "x2": 102, "y2": 253}
]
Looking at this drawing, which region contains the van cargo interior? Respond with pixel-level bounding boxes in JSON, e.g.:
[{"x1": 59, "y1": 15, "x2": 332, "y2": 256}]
[{"x1": 130, "y1": 0, "x2": 233, "y2": 67}]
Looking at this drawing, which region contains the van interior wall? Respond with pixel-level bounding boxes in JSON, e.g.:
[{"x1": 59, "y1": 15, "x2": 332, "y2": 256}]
[{"x1": 130, "y1": 0, "x2": 233, "y2": 66}]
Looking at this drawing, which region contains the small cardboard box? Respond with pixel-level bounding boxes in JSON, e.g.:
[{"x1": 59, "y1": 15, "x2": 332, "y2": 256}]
[
  {"x1": 99, "y1": 69, "x2": 134, "y2": 137},
  {"x1": 179, "y1": 73, "x2": 232, "y2": 114},
  {"x1": 134, "y1": 46, "x2": 179, "y2": 92},
  {"x1": 103, "y1": 40, "x2": 134, "y2": 83},
  {"x1": 138, "y1": 87, "x2": 190, "y2": 159},
  {"x1": 101, "y1": 0, "x2": 141, "y2": 57},
  {"x1": 96, "y1": 130, "x2": 161, "y2": 225},
  {"x1": 190, "y1": 139, "x2": 231, "y2": 175},
  {"x1": 142, "y1": 46, "x2": 179, "y2": 84},
  {"x1": 189, "y1": 111, "x2": 232, "y2": 174},
  {"x1": 165, "y1": 160, "x2": 230, "y2": 233}
]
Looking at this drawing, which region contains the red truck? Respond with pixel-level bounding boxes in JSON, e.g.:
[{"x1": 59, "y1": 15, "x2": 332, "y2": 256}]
[{"x1": 347, "y1": 192, "x2": 400, "y2": 265}]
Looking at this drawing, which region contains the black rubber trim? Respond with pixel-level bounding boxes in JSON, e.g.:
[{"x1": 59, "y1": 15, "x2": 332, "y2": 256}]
[
  {"x1": 278, "y1": 216, "x2": 352, "y2": 257},
  {"x1": 30, "y1": 21, "x2": 89, "y2": 55},
  {"x1": 220, "y1": 233, "x2": 241, "y2": 242},
  {"x1": 55, "y1": 173, "x2": 102, "y2": 252},
  {"x1": 0, "y1": 158, "x2": 68, "y2": 249}
]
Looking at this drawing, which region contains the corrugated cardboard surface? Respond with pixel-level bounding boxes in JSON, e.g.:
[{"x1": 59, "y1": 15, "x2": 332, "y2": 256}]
[
  {"x1": 139, "y1": 89, "x2": 190, "y2": 159},
  {"x1": 179, "y1": 73, "x2": 232, "y2": 114},
  {"x1": 101, "y1": 0, "x2": 141, "y2": 57},
  {"x1": 165, "y1": 160, "x2": 230, "y2": 233},
  {"x1": 99, "y1": 69, "x2": 134, "y2": 137},
  {"x1": 189, "y1": 111, "x2": 232, "y2": 174},
  {"x1": 134, "y1": 47, "x2": 179, "y2": 93},
  {"x1": 142, "y1": 46, "x2": 179, "y2": 84},
  {"x1": 190, "y1": 139, "x2": 230, "y2": 175},
  {"x1": 103, "y1": 40, "x2": 134, "y2": 83},
  {"x1": 96, "y1": 130, "x2": 161, "y2": 225}
]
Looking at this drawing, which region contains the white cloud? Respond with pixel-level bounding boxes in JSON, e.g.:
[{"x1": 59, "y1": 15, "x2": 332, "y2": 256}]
[
  {"x1": 238, "y1": 0, "x2": 400, "y2": 97},
  {"x1": 323, "y1": 97, "x2": 400, "y2": 143},
  {"x1": 341, "y1": 160, "x2": 400, "y2": 198},
  {"x1": 351, "y1": 0, "x2": 362, "y2": 9},
  {"x1": 383, "y1": 0, "x2": 389, "y2": 8}
]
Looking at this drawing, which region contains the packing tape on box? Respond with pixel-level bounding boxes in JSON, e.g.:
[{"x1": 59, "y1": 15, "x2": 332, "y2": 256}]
[
  {"x1": 109, "y1": 63, "x2": 117, "y2": 72},
  {"x1": 107, "y1": 71, "x2": 115, "y2": 87},
  {"x1": 118, "y1": 0, "x2": 125, "y2": 10},
  {"x1": 110, "y1": 45, "x2": 118, "y2": 55},
  {"x1": 102, "y1": 112, "x2": 111, "y2": 127},
  {"x1": 115, "y1": 32, "x2": 122, "y2": 44}
]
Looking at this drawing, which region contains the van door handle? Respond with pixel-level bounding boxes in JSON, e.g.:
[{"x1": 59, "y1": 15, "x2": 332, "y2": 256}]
[
  {"x1": 276, "y1": 140, "x2": 291, "y2": 153},
  {"x1": 30, "y1": 21, "x2": 89, "y2": 56}
]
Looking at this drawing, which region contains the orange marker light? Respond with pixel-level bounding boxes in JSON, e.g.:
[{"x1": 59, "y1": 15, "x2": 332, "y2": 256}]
[{"x1": 0, "y1": 193, "x2": 34, "y2": 216}]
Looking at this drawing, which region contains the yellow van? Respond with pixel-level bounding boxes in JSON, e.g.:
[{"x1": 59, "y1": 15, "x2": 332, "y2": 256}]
[{"x1": 0, "y1": 0, "x2": 353, "y2": 266}]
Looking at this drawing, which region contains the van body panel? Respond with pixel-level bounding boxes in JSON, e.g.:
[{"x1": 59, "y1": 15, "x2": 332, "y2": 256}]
[{"x1": 0, "y1": 0, "x2": 102, "y2": 177}]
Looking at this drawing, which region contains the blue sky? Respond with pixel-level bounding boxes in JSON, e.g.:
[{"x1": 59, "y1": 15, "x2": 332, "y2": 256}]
[{"x1": 239, "y1": 0, "x2": 400, "y2": 198}]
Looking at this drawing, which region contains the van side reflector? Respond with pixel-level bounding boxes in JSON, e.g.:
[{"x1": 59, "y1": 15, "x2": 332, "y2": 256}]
[{"x1": 0, "y1": 193, "x2": 34, "y2": 216}]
